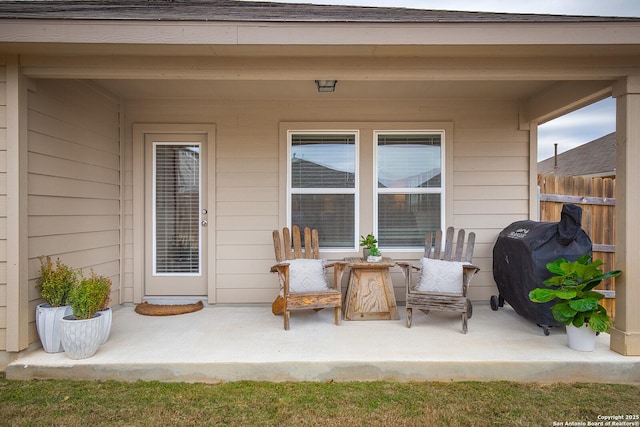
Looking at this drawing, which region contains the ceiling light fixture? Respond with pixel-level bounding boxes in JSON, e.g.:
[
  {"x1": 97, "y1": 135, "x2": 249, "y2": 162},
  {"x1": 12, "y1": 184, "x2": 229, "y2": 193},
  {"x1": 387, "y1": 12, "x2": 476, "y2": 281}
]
[{"x1": 315, "y1": 80, "x2": 337, "y2": 92}]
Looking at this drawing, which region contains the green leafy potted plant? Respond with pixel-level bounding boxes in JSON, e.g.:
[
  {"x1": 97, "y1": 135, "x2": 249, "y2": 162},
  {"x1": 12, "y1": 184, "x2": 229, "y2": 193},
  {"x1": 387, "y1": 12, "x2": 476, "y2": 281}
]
[
  {"x1": 360, "y1": 233, "x2": 378, "y2": 258},
  {"x1": 367, "y1": 245, "x2": 383, "y2": 263},
  {"x1": 94, "y1": 273, "x2": 113, "y2": 344},
  {"x1": 60, "y1": 270, "x2": 112, "y2": 359},
  {"x1": 529, "y1": 255, "x2": 621, "y2": 351},
  {"x1": 35, "y1": 256, "x2": 78, "y2": 353}
]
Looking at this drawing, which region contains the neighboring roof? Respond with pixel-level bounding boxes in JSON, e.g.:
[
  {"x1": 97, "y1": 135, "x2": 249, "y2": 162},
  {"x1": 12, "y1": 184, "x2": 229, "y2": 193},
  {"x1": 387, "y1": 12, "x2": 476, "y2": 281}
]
[
  {"x1": 0, "y1": 0, "x2": 638, "y2": 23},
  {"x1": 538, "y1": 132, "x2": 616, "y2": 177}
]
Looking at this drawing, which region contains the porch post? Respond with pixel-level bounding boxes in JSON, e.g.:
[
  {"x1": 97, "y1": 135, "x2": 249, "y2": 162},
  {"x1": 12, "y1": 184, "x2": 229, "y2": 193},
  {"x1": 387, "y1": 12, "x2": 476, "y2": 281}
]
[
  {"x1": 5, "y1": 56, "x2": 29, "y2": 351},
  {"x1": 610, "y1": 76, "x2": 640, "y2": 356}
]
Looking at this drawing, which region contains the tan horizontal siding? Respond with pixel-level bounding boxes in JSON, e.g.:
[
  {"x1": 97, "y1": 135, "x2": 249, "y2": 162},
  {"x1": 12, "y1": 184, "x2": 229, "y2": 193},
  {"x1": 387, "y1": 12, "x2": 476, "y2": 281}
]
[
  {"x1": 28, "y1": 246, "x2": 120, "y2": 281},
  {"x1": 26, "y1": 79, "x2": 120, "y2": 349},
  {"x1": 217, "y1": 201, "x2": 278, "y2": 217},
  {"x1": 29, "y1": 215, "x2": 119, "y2": 237},
  {"x1": 216, "y1": 244, "x2": 274, "y2": 260},
  {"x1": 454, "y1": 170, "x2": 529, "y2": 186},
  {"x1": 455, "y1": 156, "x2": 528, "y2": 172},
  {"x1": 216, "y1": 259, "x2": 274, "y2": 276},
  {"x1": 29, "y1": 196, "x2": 119, "y2": 216},
  {"x1": 217, "y1": 171, "x2": 278, "y2": 188},
  {"x1": 454, "y1": 141, "x2": 528, "y2": 157},
  {"x1": 216, "y1": 288, "x2": 279, "y2": 304},
  {"x1": 28, "y1": 109, "x2": 118, "y2": 154},
  {"x1": 453, "y1": 199, "x2": 528, "y2": 214},
  {"x1": 216, "y1": 215, "x2": 278, "y2": 231},
  {"x1": 216, "y1": 230, "x2": 275, "y2": 246},
  {"x1": 27, "y1": 81, "x2": 119, "y2": 143},
  {"x1": 455, "y1": 185, "x2": 529, "y2": 200},
  {"x1": 28, "y1": 230, "x2": 119, "y2": 258},
  {"x1": 30, "y1": 131, "x2": 119, "y2": 170},
  {"x1": 28, "y1": 152, "x2": 118, "y2": 184},
  {"x1": 28, "y1": 174, "x2": 119, "y2": 199},
  {"x1": 124, "y1": 98, "x2": 531, "y2": 305},
  {"x1": 454, "y1": 128, "x2": 529, "y2": 143},
  {"x1": 217, "y1": 187, "x2": 278, "y2": 202},
  {"x1": 217, "y1": 157, "x2": 278, "y2": 174}
]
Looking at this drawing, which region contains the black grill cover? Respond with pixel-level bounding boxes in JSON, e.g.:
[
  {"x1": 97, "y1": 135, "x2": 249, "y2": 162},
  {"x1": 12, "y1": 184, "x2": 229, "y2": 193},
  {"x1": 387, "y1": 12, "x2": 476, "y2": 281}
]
[{"x1": 492, "y1": 204, "x2": 592, "y2": 327}]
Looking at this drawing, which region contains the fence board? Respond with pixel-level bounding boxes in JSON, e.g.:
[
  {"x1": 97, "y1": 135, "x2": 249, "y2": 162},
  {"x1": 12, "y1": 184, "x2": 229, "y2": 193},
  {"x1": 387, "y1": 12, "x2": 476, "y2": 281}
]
[{"x1": 537, "y1": 174, "x2": 617, "y2": 319}]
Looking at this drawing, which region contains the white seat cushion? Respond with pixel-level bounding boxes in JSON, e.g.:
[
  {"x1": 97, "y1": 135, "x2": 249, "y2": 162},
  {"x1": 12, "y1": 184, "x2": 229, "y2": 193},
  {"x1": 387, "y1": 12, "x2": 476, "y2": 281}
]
[
  {"x1": 415, "y1": 257, "x2": 467, "y2": 294},
  {"x1": 280, "y1": 258, "x2": 331, "y2": 295}
]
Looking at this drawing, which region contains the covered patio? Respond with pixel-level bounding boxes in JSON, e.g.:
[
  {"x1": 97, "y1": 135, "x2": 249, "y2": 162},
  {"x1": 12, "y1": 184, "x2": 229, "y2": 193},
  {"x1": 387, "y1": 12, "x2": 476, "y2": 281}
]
[
  {"x1": 6, "y1": 303, "x2": 640, "y2": 384},
  {"x1": 2, "y1": 1, "x2": 640, "y2": 372}
]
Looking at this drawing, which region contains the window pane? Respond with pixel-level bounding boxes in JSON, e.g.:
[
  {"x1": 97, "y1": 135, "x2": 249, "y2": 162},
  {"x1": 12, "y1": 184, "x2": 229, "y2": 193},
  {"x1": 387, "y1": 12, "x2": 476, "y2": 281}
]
[
  {"x1": 154, "y1": 144, "x2": 200, "y2": 274},
  {"x1": 378, "y1": 194, "x2": 441, "y2": 247},
  {"x1": 292, "y1": 194, "x2": 355, "y2": 248},
  {"x1": 291, "y1": 134, "x2": 355, "y2": 188},
  {"x1": 377, "y1": 134, "x2": 441, "y2": 188}
]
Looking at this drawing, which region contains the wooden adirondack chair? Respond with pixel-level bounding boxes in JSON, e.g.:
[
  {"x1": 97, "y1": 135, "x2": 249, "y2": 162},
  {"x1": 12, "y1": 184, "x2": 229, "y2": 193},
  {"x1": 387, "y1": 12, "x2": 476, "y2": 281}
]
[
  {"x1": 270, "y1": 226, "x2": 347, "y2": 330},
  {"x1": 398, "y1": 227, "x2": 479, "y2": 334}
]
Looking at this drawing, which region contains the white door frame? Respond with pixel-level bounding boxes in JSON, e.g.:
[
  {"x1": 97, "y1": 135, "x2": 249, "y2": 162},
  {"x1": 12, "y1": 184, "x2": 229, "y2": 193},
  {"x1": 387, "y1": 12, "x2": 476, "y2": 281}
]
[{"x1": 133, "y1": 123, "x2": 216, "y2": 303}]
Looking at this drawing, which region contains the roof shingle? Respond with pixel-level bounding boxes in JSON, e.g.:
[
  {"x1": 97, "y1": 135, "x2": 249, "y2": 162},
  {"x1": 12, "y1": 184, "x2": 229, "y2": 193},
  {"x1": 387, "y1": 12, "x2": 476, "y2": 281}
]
[
  {"x1": 0, "y1": 0, "x2": 637, "y2": 23},
  {"x1": 538, "y1": 132, "x2": 616, "y2": 177}
]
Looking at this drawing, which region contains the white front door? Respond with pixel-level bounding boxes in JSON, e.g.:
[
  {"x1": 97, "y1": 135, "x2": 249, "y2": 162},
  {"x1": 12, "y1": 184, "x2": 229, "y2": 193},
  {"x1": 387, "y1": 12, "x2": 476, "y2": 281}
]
[{"x1": 144, "y1": 133, "x2": 208, "y2": 296}]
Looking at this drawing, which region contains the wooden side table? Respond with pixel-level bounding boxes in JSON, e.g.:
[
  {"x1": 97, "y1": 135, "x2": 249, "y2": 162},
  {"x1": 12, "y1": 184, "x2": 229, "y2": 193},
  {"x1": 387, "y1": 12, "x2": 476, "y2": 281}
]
[{"x1": 343, "y1": 257, "x2": 399, "y2": 320}]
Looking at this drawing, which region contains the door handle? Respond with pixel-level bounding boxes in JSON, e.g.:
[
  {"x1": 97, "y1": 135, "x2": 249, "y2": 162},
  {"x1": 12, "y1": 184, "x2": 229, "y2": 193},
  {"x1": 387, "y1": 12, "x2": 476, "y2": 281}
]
[{"x1": 201, "y1": 220, "x2": 208, "y2": 226}]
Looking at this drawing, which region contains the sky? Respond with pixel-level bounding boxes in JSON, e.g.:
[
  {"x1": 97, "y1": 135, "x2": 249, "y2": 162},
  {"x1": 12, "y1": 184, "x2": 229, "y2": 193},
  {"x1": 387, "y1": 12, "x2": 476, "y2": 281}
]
[{"x1": 265, "y1": 0, "x2": 640, "y2": 161}]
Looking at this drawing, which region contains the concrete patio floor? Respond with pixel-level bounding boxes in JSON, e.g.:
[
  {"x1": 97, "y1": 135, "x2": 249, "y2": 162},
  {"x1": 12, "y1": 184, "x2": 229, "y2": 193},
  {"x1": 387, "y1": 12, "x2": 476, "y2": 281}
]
[{"x1": 6, "y1": 303, "x2": 640, "y2": 384}]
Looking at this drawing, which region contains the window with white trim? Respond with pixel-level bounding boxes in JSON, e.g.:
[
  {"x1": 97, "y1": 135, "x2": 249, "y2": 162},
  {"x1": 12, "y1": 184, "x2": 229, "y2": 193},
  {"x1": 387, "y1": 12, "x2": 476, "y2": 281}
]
[
  {"x1": 288, "y1": 131, "x2": 358, "y2": 249},
  {"x1": 375, "y1": 131, "x2": 443, "y2": 249}
]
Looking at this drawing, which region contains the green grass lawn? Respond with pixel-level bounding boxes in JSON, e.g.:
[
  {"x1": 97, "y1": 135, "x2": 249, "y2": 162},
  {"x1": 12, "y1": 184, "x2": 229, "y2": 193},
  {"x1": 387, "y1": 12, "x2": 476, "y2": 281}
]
[{"x1": 1, "y1": 373, "x2": 639, "y2": 426}]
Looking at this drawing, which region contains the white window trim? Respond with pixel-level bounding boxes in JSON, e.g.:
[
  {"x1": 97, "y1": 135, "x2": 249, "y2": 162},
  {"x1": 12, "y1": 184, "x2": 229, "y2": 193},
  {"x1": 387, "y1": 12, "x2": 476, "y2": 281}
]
[
  {"x1": 286, "y1": 130, "x2": 360, "y2": 251},
  {"x1": 280, "y1": 121, "x2": 453, "y2": 258},
  {"x1": 373, "y1": 130, "x2": 446, "y2": 252}
]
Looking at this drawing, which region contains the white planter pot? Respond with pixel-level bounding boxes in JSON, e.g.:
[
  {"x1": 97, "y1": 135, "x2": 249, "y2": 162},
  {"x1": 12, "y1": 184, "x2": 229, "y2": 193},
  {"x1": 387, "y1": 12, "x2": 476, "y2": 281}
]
[
  {"x1": 60, "y1": 314, "x2": 102, "y2": 359},
  {"x1": 566, "y1": 323, "x2": 597, "y2": 352},
  {"x1": 96, "y1": 307, "x2": 112, "y2": 344},
  {"x1": 35, "y1": 304, "x2": 72, "y2": 353}
]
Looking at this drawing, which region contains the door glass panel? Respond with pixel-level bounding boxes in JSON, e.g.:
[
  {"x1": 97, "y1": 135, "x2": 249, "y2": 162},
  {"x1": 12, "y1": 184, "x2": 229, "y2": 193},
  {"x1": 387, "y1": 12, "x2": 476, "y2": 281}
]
[{"x1": 153, "y1": 143, "x2": 201, "y2": 275}]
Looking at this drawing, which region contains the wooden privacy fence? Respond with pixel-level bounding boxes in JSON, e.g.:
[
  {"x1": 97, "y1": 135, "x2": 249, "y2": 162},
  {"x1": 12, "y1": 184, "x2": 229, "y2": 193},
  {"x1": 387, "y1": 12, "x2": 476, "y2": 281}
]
[{"x1": 537, "y1": 173, "x2": 617, "y2": 318}]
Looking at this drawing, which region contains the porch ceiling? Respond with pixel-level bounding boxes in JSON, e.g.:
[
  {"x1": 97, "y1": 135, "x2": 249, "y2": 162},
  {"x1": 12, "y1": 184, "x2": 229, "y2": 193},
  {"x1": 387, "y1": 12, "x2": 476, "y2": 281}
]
[{"x1": 94, "y1": 79, "x2": 558, "y2": 101}]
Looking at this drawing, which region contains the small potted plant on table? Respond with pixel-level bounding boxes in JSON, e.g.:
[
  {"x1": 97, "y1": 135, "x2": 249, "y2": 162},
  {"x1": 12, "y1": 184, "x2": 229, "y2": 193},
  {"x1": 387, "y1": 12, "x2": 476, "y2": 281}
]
[
  {"x1": 35, "y1": 256, "x2": 78, "y2": 353},
  {"x1": 359, "y1": 233, "x2": 378, "y2": 259},
  {"x1": 529, "y1": 255, "x2": 621, "y2": 351},
  {"x1": 60, "y1": 271, "x2": 112, "y2": 359},
  {"x1": 366, "y1": 245, "x2": 383, "y2": 263}
]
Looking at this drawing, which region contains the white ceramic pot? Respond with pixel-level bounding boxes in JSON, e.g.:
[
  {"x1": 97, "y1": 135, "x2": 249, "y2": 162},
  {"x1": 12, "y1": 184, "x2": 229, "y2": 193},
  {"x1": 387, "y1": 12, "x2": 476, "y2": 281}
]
[
  {"x1": 96, "y1": 307, "x2": 112, "y2": 344},
  {"x1": 60, "y1": 314, "x2": 102, "y2": 359},
  {"x1": 35, "y1": 303, "x2": 72, "y2": 353},
  {"x1": 566, "y1": 323, "x2": 597, "y2": 352}
]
